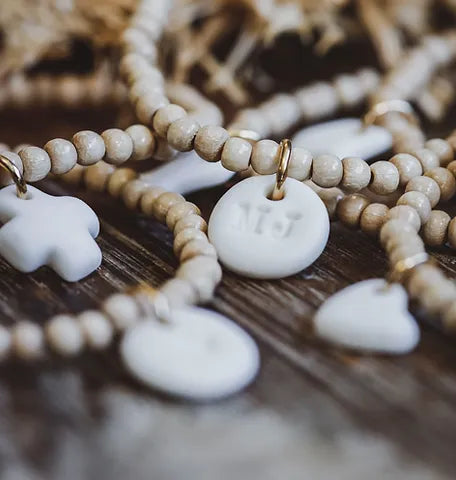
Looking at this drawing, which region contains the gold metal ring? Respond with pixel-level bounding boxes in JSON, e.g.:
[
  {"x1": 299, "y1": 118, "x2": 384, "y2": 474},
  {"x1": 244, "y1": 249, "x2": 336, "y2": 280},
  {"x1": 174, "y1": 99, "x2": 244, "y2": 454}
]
[
  {"x1": 228, "y1": 128, "x2": 262, "y2": 143},
  {"x1": 271, "y1": 139, "x2": 292, "y2": 201},
  {"x1": 0, "y1": 153, "x2": 27, "y2": 199},
  {"x1": 363, "y1": 100, "x2": 419, "y2": 128}
]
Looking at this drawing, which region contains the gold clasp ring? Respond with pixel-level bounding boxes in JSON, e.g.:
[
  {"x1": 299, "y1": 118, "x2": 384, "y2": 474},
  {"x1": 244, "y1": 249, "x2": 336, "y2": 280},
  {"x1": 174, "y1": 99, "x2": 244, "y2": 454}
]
[
  {"x1": 271, "y1": 139, "x2": 292, "y2": 201},
  {"x1": 0, "y1": 153, "x2": 27, "y2": 199},
  {"x1": 363, "y1": 99, "x2": 419, "y2": 128}
]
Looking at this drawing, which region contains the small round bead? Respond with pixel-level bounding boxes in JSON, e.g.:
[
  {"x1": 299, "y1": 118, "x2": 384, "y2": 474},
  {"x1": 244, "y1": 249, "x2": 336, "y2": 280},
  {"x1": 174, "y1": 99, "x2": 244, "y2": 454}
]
[
  {"x1": 250, "y1": 140, "x2": 279, "y2": 174},
  {"x1": 422, "y1": 210, "x2": 451, "y2": 246},
  {"x1": 407, "y1": 263, "x2": 442, "y2": 298},
  {"x1": 160, "y1": 278, "x2": 198, "y2": 308},
  {"x1": 389, "y1": 241, "x2": 425, "y2": 266},
  {"x1": 177, "y1": 256, "x2": 222, "y2": 284},
  {"x1": 107, "y1": 168, "x2": 136, "y2": 197},
  {"x1": 409, "y1": 148, "x2": 439, "y2": 172},
  {"x1": 135, "y1": 93, "x2": 169, "y2": 124},
  {"x1": 447, "y1": 217, "x2": 456, "y2": 248},
  {"x1": 336, "y1": 194, "x2": 369, "y2": 228},
  {"x1": 420, "y1": 279, "x2": 456, "y2": 315},
  {"x1": 221, "y1": 137, "x2": 252, "y2": 172},
  {"x1": 122, "y1": 179, "x2": 148, "y2": 210},
  {"x1": 152, "y1": 104, "x2": 187, "y2": 138},
  {"x1": 389, "y1": 153, "x2": 422, "y2": 186},
  {"x1": 12, "y1": 321, "x2": 44, "y2": 360},
  {"x1": 44, "y1": 138, "x2": 77, "y2": 175},
  {"x1": 166, "y1": 202, "x2": 200, "y2": 230},
  {"x1": 387, "y1": 205, "x2": 421, "y2": 231},
  {"x1": 180, "y1": 239, "x2": 217, "y2": 262},
  {"x1": 341, "y1": 156, "x2": 371, "y2": 191},
  {"x1": 174, "y1": 214, "x2": 208, "y2": 234},
  {"x1": 384, "y1": 229, "x2": 423, "y2": 253},
  {"x1": 140, "y1": 186, "x2": 167, "y2": 215},
  {"x1": 60, "y1": 164, "x2": 85, "y2": 185},
  {"x1": 72, "y1": 130, "x2": 106, "y2": 166},
  {"x1": 369, "y1": 161, "x2": 400, "y2": 195},
  {"x1": 46, "y1": 315, "x2": 84, "y2": 357},
  {"x1": 0, "y1": 325, "x2": 11, "y2": 361},
  {"x1": 360, "y1": 203, "x2": 389, "y2": 236},
  {"x1": 125, "y1": 124, "x2": 156, "y2": 161},
  {"x1": 312, "y1": 154, "x2": 343, "y2": 188},
  {"x1": 397, "y1": 191, "x2": 431, "y2": 224},
  {"x1": 405, "y1": 176, "x2": 440, "y2": 207},
  {"x1": 425, "y1": 138, "x2": 453, "y2": 166},
  {"x1": 380, "y1": 219, "x2": 418, "y2": 246},
  {"x1": 317, "y1": 186, "x2": 344, "y2": 220},
  {"x1": 78, "y1": 310, "x2": 113, "y2": 350},
  {"x1": 0, "y1": 151, "x2": 23, "y2": 187},
  {"x1": 173, "y1": 228, "x2": 208, "y2": 256},
  {"x1": 425, "y1": 167, "x2": 456, "y2": 202},
  {"x1": 101, "y1": 128, "x2": 133, "y2": 165},
  {"x1": 185, "y1": 274, "x2": 218, "y2": 303},
  {"x1": 167, "y1": 117, "x2": 200, "y2": 152},
  {"x1": 288, "y1": 147, "x2": 313, "y2": 181},
  {"x1": 153, "y1": 192, "x2": 185, "y2": 223},
  {"x1": 102, "y1": 293, "x2": 140, "y2": 331},
  {"x1": 194, "y1": 125, "x2": 229, "y2": 162},
  {"x1": 19, "y1": 146, "x2": 51, "y2": 182},
  {"x1": 84, "y1": 161, "x2": 115, "y2": 192}
]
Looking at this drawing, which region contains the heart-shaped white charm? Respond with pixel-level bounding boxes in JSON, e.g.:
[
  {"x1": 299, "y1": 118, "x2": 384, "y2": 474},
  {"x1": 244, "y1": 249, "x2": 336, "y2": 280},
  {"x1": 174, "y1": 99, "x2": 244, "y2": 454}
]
[
  {"x1": 292, "y1": 118, "x2": 392, "y2": 160},
  {"x1": 314, "y1": 279, "x2": 420, "y2": 354}
]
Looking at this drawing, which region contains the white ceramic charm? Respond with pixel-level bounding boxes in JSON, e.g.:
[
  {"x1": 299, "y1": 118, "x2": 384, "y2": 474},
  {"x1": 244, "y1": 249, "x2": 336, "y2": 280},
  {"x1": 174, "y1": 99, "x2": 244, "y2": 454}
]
[
  {"x1": 140, "y1": 151, "x2": 234, "y2": 195},
  {"x1": 314, "y1": 279, "x2": 420, "y2": 354},
  {"x1": 208, "y1": 175, "x2": 329, "y2": 279},
  {"x1": 0, "y1": 184, "x2": 101, "y2": 281},
  {"x1": 292, "y1": 118, "x2": 392, "y2": 160},
  {"x1": 121, "y1": 306, "x2": 260, "y2": 400}
]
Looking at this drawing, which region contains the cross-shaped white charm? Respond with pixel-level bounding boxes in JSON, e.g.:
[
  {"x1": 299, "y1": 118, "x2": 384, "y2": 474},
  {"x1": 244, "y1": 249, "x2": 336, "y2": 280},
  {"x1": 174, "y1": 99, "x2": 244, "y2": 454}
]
[{"x1": 0, "y1": 185, "x2": 101, "y2": 281}]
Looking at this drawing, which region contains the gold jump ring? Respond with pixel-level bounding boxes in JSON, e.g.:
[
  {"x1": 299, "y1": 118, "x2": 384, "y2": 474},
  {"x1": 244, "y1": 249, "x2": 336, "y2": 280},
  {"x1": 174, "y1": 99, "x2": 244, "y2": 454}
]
[
  {"x1": 271, "y1": 139, "x2": 292, "y2": 201},
  {"x1": 363, "y1": 99, "x2": 419, "y2": 128},
  {"x1": 0, "y1": 153, "x2": 27, "y2": 199}
]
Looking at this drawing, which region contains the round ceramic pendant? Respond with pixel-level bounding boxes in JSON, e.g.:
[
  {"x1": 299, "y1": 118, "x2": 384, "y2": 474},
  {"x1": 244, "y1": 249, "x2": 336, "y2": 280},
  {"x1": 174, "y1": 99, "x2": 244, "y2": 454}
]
[
  {"x1": 121, "y1": 307, "x2": 260, "y2": 400},
  {"x1": 208, "y1": 175, "x2": 329, "y2": 279}
]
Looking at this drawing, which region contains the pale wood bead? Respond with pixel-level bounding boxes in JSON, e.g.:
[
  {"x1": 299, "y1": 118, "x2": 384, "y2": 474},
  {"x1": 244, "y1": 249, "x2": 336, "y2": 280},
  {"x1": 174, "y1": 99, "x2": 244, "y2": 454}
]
[
  {"x1": 369, "y1": 161, "x2": 400, "y2": 195},
  {"x1": 160, "y1": 278, "x2": 198, "y2": 308},
  {"x1": 360, "y1": 203, "x2": 389, "y2": 236},
  {"x1": 0, "y1": 151, "x2": 23, "y2": 187},
  {"x1": 425, "y1": 138, "x2": 453, "y2": 166},
  {"x1": 122, "y1": 28, "x2": 158, "y2": 61},
  {"x1": 154, "y1": 139, "x2": 177, "y2": 161},
  {"x1": 128, "y1": 79, "x2": 163, "y2": 104},
  {"x1": 174, "y1": 214, "x2": 207, "y2": 235},
  {"x1": 78, "y1": 310, "x2": 113, "y2": 350},
  {"x1": 297, "y1": 82, "x2": 338, "y2": 119},
  {"x1": 84, "y1": 161, "x2": 115, "y2": 192},
  {"x1": 387, "y1": 205, "x2": 421, "y2": 231},
  {"x1": 187, "y1": 274, "x2": 219, "y2": 303},
  {"x1": 0, "y1": 325, "x2": 11, "y2": 361},
  {"x1": 46, "y1": 314, "x2": 84, "y2": 357},
  {"x1": 194, "y1": 125, "x2": 229, "y2": 162},
  {"x1": 405, "y1": 176, "x2": 440, "y2": 207},
  {"x1": 153, "y1": 192, "x2": 185, "y2": 223},
  {"x1": 152, "y1": 104, "x2": 187, "y2": 138},
  {"x1": 336, "y1": 194, "x2": 369, "y2": 228},
  {"x1": 422, "y1": 210, "x2": 451, "y2": 246},
  {"x1": 384, "y1": 229, "x2": 423, "y2": 253},
  {"x1": 166, "y1": 202, "x2": 200, "y2": 230},
  {"x1": 135, "y1": 93, "x2": 169, "y2": 124},
  {"x1": 19, "y1": 146, "x2": 51, "y2": 182},
  {"x1": 389, "y1": 241, "x2": 425, "y2": 266},
  {"x1": 288, "y1": 148, "x2": 313, "y2": 181},
  {"x1": 397, "y1": 191, "x2": 431, "y2": 224},
  {"x1": 447, "y1": 217, "x2": 456, "y2": 248},
  {"x1": 315, "y1": 186, "x2": 344, "y2": 220},
  {"x1": 425, "y1": 167, "x2": 456, "y2": 202},
  {"x1": 221, "y1": 137, "x2": 252, "y2": 172},
  {"x1": 446, "y1": 160, "x2": 456, "y2": 180},
  {"x1": 122, "y1": 179, "x2": 148, "y2": 210},
  {"x1": 140, "y1": 186, "x2": 167, "y2": 215},
  {"x1": 420, "y1": 279, "x2": 456, "y2": 315},
  {"x1": 60, "y1": 164, "x2": 85, "y2": 185},
  {"x1": 341, "y1": 156, "x2": 371, "y2": 192},
  {"x1": 407, "y1": 263, "x2": 442, "y2": 298},
  {"x1": 173, "y1": 228, "x2": 208, "y2": 256},
  {"x1": 334, "y1": 74, "x2": 364, "y2": 106},
  {"x1": 312, "y1": 154, "x2": 343, "y2": 188},
  {"x1": 177, "y1": 255, "x2": 222, "y2": 284},
  {"x1": 125, "y1": 124, "x2": 156, "y2": 161},
  {"x1": 408, "y1": 148, "x2": 439, "y2": 172},
  {"x1": 44, "y1": 138, "x2": 77, "y2": 175},
  {"x1": 167, "y1": 117, "x2": 200, "y2": 152},
  {"x1": 389, "y1": 153, "x2": 422, "y2": 186},
  {"x1": 380, "y1": 219, "x2": 418, "y2": 247},
  {"x1": 107, "y1": 168, "x2": 136, "y2": 197},
  {"x1": 250, "y1": 139, "x2": 279, "y2": 174},
  {"x1": 180, "y1": 239, "x2": 217, "y2": 262},
  {"x1": 102, "y1": 293, "x2": 140, "y2": 331},
  {"x1": 72, "y1": 130, "x2": 106, "y2": 166},
  {"x1": 12, "y1": 321, "x2": 44, "y2": 360},
  {"x1": 101, "y1": 128, "x2": 133, "y2": 165}
]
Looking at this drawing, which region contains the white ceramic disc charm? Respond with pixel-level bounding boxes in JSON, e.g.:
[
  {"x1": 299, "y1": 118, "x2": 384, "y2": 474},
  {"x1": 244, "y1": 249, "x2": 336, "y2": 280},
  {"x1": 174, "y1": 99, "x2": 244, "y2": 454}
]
[
  {"x1": 121, "y1": 307, "x2": 260, "y2": 400},
  {"x1": 208, "y1": 175, "x2": 329, "y2": 279},
  {"x1": 293, "y1": 118, "x2": 392, "y2": 160},
  {"x1": 0, "y1": 184, "x2": 101, "y2": 282},
  {"x1": 314, "y1": 279, "x2": 420, "y2": 354}
]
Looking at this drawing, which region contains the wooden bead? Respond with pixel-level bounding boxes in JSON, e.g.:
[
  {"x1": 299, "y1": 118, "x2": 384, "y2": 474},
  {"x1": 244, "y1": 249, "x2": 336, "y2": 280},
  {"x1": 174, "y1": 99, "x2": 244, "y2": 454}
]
[
  {"x1": 101, "y1": 128, "x2": 133, "y2": 165},
  {"x1": 360, "y1": 203, "x2": 389, "y2": 236},
  {"x1": 341, "y1": 156, "x2": 371, "y2": 191},
  {"x1": 174, "y1": 214, "x2": 207, "y2": 235},
  {"x1": 167, "y1": 117, "x2": 200, "y2": 152},
  {"x1": 72, "y1": 130, "x2": 106, "y2": 166},
  {"x1": 0, "y1": 151, "x2": 23, "y2": 187},
  {"x1": 46, "y1": 314, "x2": 84, "y2": 357},
  {"x1": 425, "y1": 167, "x2": 456, "y2": 202},
  {"x1": 140, "y1": 186, "x2": 167, "y2": 215},
  {"x1": 0, "y1": 325, "x2": 11, "y2": 361},
  {"x1": 316, "y1": 186, "x2": 344, "y2": 220},
  {"x1": 152, "y1": 104, "x2": 186, "y2": 138},
  {"x1": 389, "y1": 153, "x2": 422, "y2": 186},
  {"x1": 380, "y1": 219, "x2": 418, "y2": 247},
  {"x1": 107, "y1": 168, "x2": 136, "y2": 197},
  {"x1": 180, "y1": 239, "x2": 217, "y2": 262},
  {"x1": 122, "y1": 179, "x2": 148, "y2": 210},
  {"x1": 312, "y1": 154, "x2": 343, "y2": 188},
  {"x1": 166, "y1": 202, "x2": 200, "y2": 230},
  {"x1": 407, "y1": 263, "x2": 442, "y2": 298},
  {"x1": 420, "y1": 279, "x2": 456, "y2": 315},
  {"x1": 19, "y1": 146, "x2": 51, "y2": 182},
  {"x1": 221, "y1": 137, "x2": 252, "y2": 172},
  {"x1": 397, "y1": 191, "x2": 431, "y2": 224},
  {"x1": 12, "y1": 321, "x2": 44, "y2": 360},
  {"x1": 60, "y1": 164, "x2": 85, "y2": 185},
  {"x1": 422, "y1": 210, "x2": 451, "y2": 246},
  {"x1": 448, "y1": 217, "x2": 456, "y2": 248},
  {"x1": 369, "y1": 161, "x2": 400, "y2": 195},
  {"x1": 405, "y1": 176, "x2": 440, "y2": 207},
  {"x1": 389, "y1": 241, "x2": 425, "y2": 266},
  {"x1": 384, "y1": 229, "x2": 422, "y2": 253},
  {"x1": 135, "y1": 93, "x2": 169, "y2": 124},
  {"x1": 408, "y1": 148, "x2": 439, "y2": 172},
  {"x1": 425, "y1": 138, "x2": 453, "y2": 166},
  {"x1": 194, "y1": 125, "x2": 229, "y2": 162},
  {"x1": 387, "y1": 205, "x2": 421, "y2": 231},
  {"x1": 128, "y1": 79, "x2": 163, "y2": 104},
  {"x1": 173, "y1": 228, "x2": 208, "y2": 256},
  {"x1": 44, "y1": 138, "x2": 77, "y2": 175},
  {"x1": 288, "y1": 147, "x2": 312, "y2": 181},
  {"x1": 177, "y1": 256, "x2": 222, "y2": 284},
  {"x1": 160, "y1": 278, "x2": 197, "y2": 308},
  {"x1": 250, "y1": 140, "x2": 279, "y2": 174},
  {"x1": 102, "y1": 293, "x2": 140, "y2": 331},
  {"x1": 84, "y1": 161, "x2": 115, "y2": 192},
  {"x1": 78, "y1": 310, "x2": 113, "y2": 350},
  {"x1": 446, "y1": 160, "x2": 456, "y2": 181},
  {"x1": 336, "y1": 194, "x2": 369, "y2": 228},
  {"x1": 125, "y1": 124, "x2": 156, "y2": 161},
  {"x1": 153, "y1": 192, "x2": 185, "y2": 223}
]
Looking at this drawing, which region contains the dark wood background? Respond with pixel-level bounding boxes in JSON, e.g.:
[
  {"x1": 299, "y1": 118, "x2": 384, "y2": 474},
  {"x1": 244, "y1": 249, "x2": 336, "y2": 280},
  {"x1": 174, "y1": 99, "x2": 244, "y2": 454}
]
[{"x1": 2, "y1": 38, "x2": 456, "y2": 479}]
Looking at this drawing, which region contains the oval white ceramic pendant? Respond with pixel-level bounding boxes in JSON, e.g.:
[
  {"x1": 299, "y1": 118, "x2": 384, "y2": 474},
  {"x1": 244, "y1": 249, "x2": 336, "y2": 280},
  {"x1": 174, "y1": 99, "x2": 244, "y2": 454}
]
[
  {"x1": 208, "y1": 175, "x2": 329, "y2": 279},
  {"x1": 292, "y1": 118, "x2": 392, "y2": 160},
  {"x1": 121, "y1": 307, "x2": 260, "y2": 401},
  {"x1": 314, "y1": 279, "x2": 420, "y2": 354}
]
